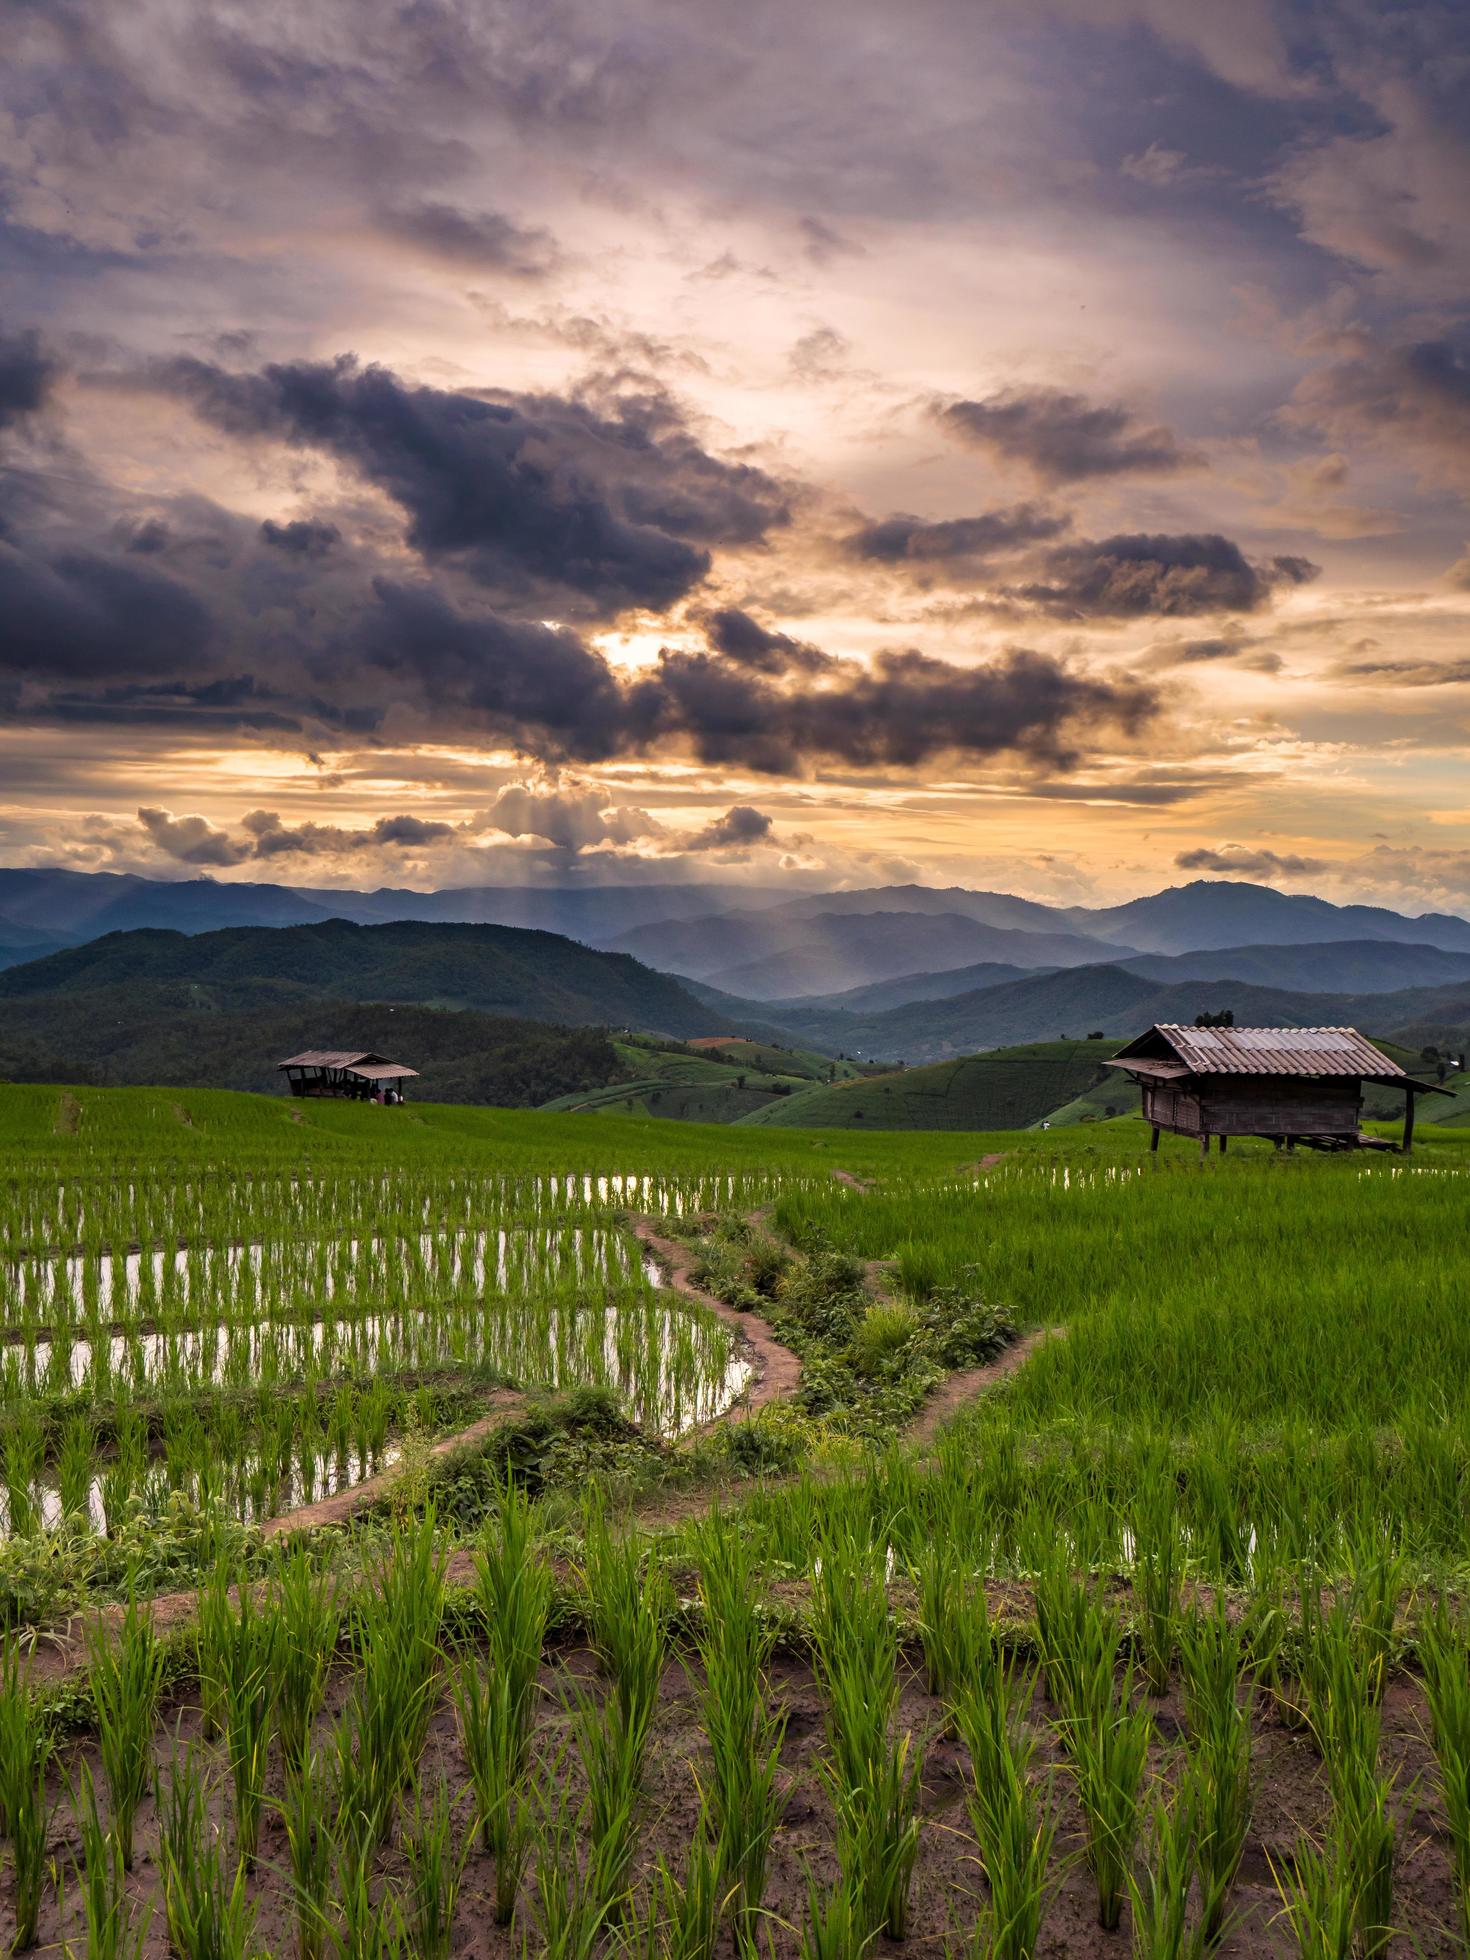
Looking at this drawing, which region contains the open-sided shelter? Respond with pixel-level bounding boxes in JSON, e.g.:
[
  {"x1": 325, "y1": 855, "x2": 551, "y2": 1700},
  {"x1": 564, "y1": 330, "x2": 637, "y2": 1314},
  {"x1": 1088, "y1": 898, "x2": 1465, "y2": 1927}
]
[
  {"x1": 1109, "y1": 1024, "x2": 1446, "y2": 1156},
  {"x1": 276, "y1": 1050, "x2": 419, "y2": 1101}
]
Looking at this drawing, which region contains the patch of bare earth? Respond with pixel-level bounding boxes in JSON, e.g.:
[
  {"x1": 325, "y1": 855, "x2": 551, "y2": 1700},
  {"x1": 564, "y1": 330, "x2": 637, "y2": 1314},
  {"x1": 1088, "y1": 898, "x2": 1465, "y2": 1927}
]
[
  {"x1": 53, "y1": 1091, "x2": 80, "y2": 1136},
  {"x1": 628, "y1": 1216, "x2": 802, "y2": 1423}
]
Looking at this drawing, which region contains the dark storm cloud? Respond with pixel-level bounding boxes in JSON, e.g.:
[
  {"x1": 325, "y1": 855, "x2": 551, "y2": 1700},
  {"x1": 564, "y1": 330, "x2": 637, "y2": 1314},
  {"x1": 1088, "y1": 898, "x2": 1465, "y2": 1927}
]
[
  {"x1": 0, "y1": 543, "x2": 213, "y2": 678},
  {"x1": 844, "y1": 503, "x2": 1068, "y2": 564},
  {"x1": 0, "y1": 324, "x2": 55, "y2": 429},
  {"x1": 160, "y1": 354, "x2": 790, "y2": 613},
  {"x1": 259, "y1": 517, "x2": 341, "y2": 556},
  {"x1": 1176, "y1": 845, "x2": 1328, "y2": 877},
  {"x1": 703, "y1": 607, "x2": 832, "y2": 673},
  {"x1": 628, "y1": 642, "x2": 1158, "y2": 773},
  {"x1": 375, "y1": 201, "x2": 560, "y2": 277},
  {"x1": 938, "y1": 386, "x2": 1197, "y2": 483},
  {"x1": 1016, "y1": 533, "x2": 1319, "y2": 618}
]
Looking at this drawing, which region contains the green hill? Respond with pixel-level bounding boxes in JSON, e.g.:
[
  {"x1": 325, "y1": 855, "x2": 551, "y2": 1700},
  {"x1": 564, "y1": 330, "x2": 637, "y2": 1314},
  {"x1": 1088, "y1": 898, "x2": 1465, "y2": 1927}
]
[
  {"x1": 538, "y1": 1033, "x2": 863, "y2": 1123},
  {"x1": 738, "y1": 1039, "x2": 1124, "y2": 1131},
  {"x1": 0, "y1": 918, "x2": 728, "y2": 1039},
  {"x1": 0, "y1": 992, "x2": 621, "y2": 1106}
]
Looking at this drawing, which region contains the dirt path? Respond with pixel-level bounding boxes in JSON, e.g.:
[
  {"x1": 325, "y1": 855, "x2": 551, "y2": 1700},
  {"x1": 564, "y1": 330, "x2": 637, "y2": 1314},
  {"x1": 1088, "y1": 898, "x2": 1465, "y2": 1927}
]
[
  {"x1": 831, "y1": 1168, "x2": 872, "y2": 1191},
  {"x1": 905, "y1": 1325, "x2": 1064, "y2": 1447},
  {"x1": 629, "y1": 1217, "x2": 803, "y2": 1423}
]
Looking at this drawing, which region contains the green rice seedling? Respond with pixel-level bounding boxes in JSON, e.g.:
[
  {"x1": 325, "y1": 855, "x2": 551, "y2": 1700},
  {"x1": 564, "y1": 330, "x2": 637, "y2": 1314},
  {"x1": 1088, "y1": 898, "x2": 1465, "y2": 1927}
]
[
  {"x1": 580, "y1": 1515, "x2": 670, "y2": 1746},
  {"x1": 273, "y1": 1545, "x2": 338, "y2": 1775},
  {"x1": 1272, "y1": 1829, "x2": 1356, "y2": 1960},
  {"x1": 1065, "y1": 1654, "x2": 1153, "y2": 1932},
  {"x1": 913, "y1": 1535, "x2": 989, "y2": 1708},
  {"x1": 157, "y1": 1743, "x2": 260, "y2": 1960},
  {"x1": 1128, "y1": 1778, "x2": 1206, "y2": 1960},
  {"x1": 618, "y1": 1825, "x2": 726, "y2": 1960},
  {"x1": 1131, "y1": 1457, "x2": 1183, "y2": 1697},
  {"x1": 952, "y1": 1651, "x2": 1054, "y2": 1960},
  {"x1": 0, "y1": 1640, "x2": 34, "y2": 1837},
  {"x1": 693, "y1": 1517, "x2": 785, "y2": 1946},
  {"x1": 8, "y1": 1720, "x2": 52, "y2": 1952},
  {"x1": 454, "y1": 1645, "x2": 538, "y2": 1923},
  {"x1": 1418, "y1": 1602, "x2": 1470, "y2": 1949},
  {"x1": 523, "y1": 1775, "x2": 618, "y2": 1960},
  {"x1": 810, "y1": 1540, "x2": 923, "y2": 1943},
  {"x1": 57, "y1": 1415, "x2": 95, "y2": 1523},
  {"x1": 340, "y1": 1512, "x2": 447, "y2": 1847},
  {"x1": 568, "y1": 1674, "x2": 645, "y2": 1921},
  {"x1": 473, "y1": 1478, "x2": 551, "y2": 1764},
  {"x1": 1301, "y1": 1605, "x2": 1396, "y2": 1960},
  {"x1": 88, "y1": 1595, "x2": 166, "y2": 1871},
  {"x1": 1033, "y1": 1547, "x2": 1115, "y2": 1729},
  {"x1": 1342, "y1": 1539, "x2": 1409, "y2": 1704},
  {"x1": 1177, "y1": 1598, "x2": 1252, "y2": 1945},
  {"x1": 796, "y1": 1873, "x2": 876, "y2": 1960},
  {"x1": 67, "y1": 1761, "x2": 152, "y2": 1960},
  {"x1": 205, "y1": 1575, "x2": 279, "y2": 1869},
  {"x1": 277, "y1": 1750, "x2": 333, "y2": 1960},
  {"x1": 333, "y1": 1848, "x2": 407, "y2": 1960},
  {"x1": 401, "y1": 1771, "x2": 467, "y2": 1960}
]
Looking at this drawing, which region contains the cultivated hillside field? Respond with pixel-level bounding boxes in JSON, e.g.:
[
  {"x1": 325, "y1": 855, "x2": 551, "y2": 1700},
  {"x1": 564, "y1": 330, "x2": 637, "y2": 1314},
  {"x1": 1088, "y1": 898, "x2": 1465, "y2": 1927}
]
[{"x1": 0, "y1": 1082, "x2": 1464, "y2": 1955}]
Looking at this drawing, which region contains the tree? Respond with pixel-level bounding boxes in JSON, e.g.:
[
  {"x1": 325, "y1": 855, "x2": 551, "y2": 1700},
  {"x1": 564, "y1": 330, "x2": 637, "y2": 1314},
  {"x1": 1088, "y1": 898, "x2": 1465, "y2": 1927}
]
[{"x1": 1194, "y1": 1009, "x2": 1235, "y2": 1028}]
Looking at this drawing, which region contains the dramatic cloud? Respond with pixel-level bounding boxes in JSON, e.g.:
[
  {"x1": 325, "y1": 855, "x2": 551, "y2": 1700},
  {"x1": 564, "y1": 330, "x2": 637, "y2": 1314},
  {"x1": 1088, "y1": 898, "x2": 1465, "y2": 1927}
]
[
  {"x1": 138, "y1": 807, "x2": 462, "y2": 864},
  {"x1": 0, "y1": 325, "x2": 54, "y2": 430},
  {"x1": 1017, "y1": 534, "x2": 1318, "y2": 618},
  {"x1": 137, "y1": 806, "x2": 248, "y2": 867},
  {"x1": 1175, "y1": 845, "x2": 1329, "y2": 879},
  {"x1": 843, "y1": 504, "x2": 1068, "y2": 565},
  {"x1": 0, "y1": 545, "x2": 213, "y2": 679},
  {"x1": 482, "y1": 782, "x2": 659, "y2": 849},
  {"x1": 375, "y1": 202, "x2": 560, "y2": 276},
  {"x1": 939, "y1": 387, "x2": 1196, "y2": 483},
  {"x1": 702, "y1": 608, "x2": 832, "y2": 674},
  {"x1": 685, "y1": 804, "x2": 773, "y2": 849},
  {"x1": 259, "y1": 518, "x2": 341, "y2": 556},
  {"x1": 162, "y1": 355, "x2": 791, "y2": 613}
]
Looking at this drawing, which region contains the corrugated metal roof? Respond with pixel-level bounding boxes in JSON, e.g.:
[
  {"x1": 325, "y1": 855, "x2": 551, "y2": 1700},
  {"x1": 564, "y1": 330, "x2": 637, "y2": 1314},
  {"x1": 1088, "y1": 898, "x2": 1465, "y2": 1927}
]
[
  {"x1": 1147, "y1": 1025, "x2": 1403, "y2": 1077},
  {"x1": 277, "y1": 1051, "x2": 419, "y2": 1077}
]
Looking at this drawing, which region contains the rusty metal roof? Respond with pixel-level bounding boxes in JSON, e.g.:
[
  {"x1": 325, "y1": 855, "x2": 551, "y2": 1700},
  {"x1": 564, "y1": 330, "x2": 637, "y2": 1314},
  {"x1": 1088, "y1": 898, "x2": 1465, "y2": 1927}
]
[
  {"x1": 1120, "y1": 1025, "x2": 1403, "y2": 1078},
  {"x1": 277, "y1": 1050, "x2": 419, "y2": 1078}
]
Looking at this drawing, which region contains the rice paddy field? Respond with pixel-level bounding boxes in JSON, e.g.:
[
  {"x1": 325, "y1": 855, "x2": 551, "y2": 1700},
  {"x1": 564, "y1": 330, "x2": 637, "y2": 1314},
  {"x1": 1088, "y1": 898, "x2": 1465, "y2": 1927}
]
[{"x1": 0, "y1": 1080, "x2": 1467, "y2": 1956}]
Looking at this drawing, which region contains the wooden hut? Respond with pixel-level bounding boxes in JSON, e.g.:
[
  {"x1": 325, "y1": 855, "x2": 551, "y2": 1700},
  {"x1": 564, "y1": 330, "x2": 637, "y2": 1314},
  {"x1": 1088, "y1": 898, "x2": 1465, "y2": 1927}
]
[
  {"x1": 276, "y1": 1050, "x2": 419, "y2": 1102},
  {"x1": 1108, "y1": 1024, "x2": 1447, "y2": 1156}
]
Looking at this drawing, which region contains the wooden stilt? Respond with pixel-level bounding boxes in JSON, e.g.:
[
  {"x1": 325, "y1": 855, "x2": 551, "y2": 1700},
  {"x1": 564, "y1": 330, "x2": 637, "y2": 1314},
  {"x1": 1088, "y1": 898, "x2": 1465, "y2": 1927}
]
[
  {"x1": 1219, "y1": 1133, "x2": 1228, "y2": 1154},
  {"x1": 1150, "y1": 1126, "x2": 1161, "y2": 1152},
  {"x1": 1403, "y1": 1089, "x2": 1417, "y2": 1156},
  {"x1": 1200, "y1": 1132, "x2": 1210, "y2": 1163}
]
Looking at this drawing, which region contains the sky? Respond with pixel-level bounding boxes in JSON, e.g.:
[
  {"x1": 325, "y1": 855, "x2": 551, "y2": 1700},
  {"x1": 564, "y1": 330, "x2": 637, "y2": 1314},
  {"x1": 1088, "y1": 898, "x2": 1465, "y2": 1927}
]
[{"x1": 2, "y1": 0, "x2": 1469, "y2": 911}]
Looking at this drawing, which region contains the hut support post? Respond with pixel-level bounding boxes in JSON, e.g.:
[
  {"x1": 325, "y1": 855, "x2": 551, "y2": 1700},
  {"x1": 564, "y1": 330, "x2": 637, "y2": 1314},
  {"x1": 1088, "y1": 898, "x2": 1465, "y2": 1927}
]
[
  {"x1": 1200, "y1": 1133, "x2": 1209, "y2": 1164},
  {"x1": 1219, "y1": 1133, "x2": 1228, "y2": 1154},
  {"x1": 1403, "y1": 1089, "x2": 1417, "y2": 1156},
  {"x1": 1150, "y1": 1126, "x2": 1161, "y2": 1153}
]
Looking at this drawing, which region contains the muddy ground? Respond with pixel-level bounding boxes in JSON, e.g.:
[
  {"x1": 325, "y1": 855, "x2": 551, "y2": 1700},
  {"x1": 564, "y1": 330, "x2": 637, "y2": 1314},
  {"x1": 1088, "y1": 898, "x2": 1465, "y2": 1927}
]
[{"x1": 3, "y1": 1633, "x2": 1456, "y2": 1957}]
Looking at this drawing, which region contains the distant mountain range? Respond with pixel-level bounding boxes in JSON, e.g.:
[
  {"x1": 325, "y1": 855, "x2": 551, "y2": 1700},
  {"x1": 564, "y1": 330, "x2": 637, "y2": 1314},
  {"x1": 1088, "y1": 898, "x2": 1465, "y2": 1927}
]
[
  {"x1": 4, "y1": 867, "x2": 1470, "y2": 1092},
  {"x1": 737, "y1": 962, "x2": 1470, "y2": 1064}
]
